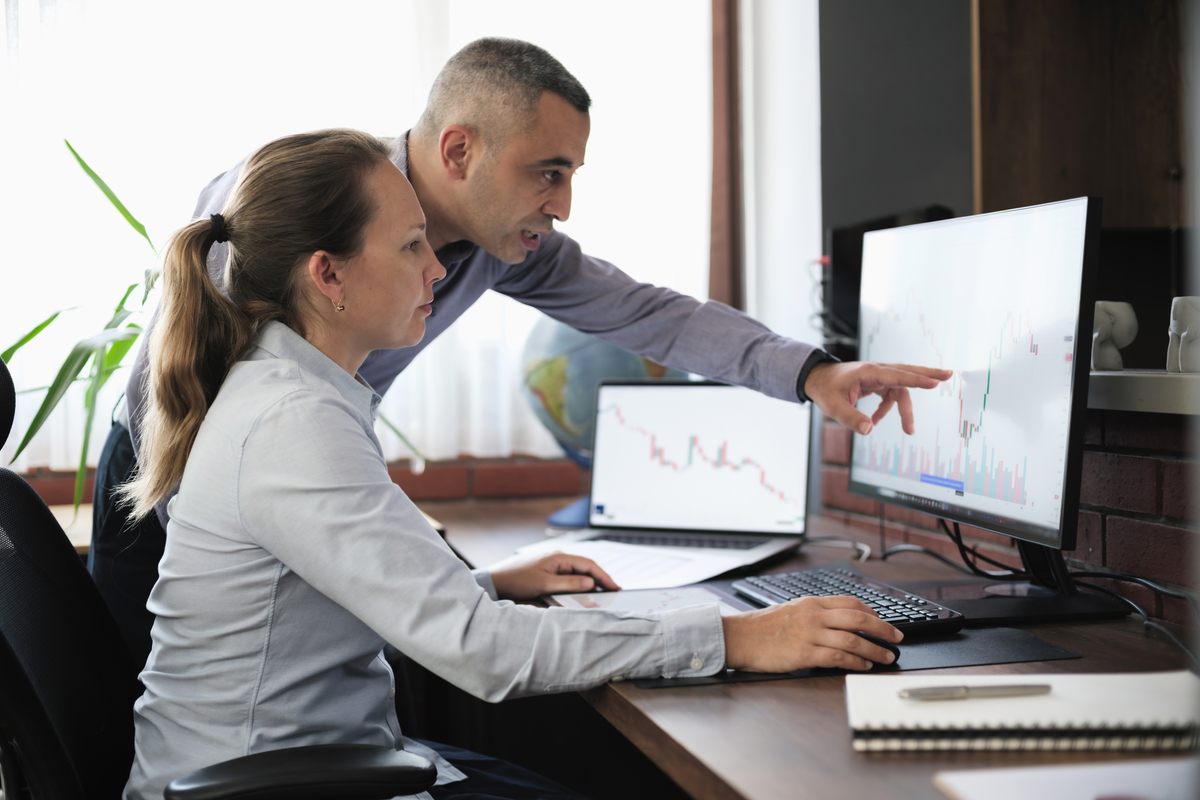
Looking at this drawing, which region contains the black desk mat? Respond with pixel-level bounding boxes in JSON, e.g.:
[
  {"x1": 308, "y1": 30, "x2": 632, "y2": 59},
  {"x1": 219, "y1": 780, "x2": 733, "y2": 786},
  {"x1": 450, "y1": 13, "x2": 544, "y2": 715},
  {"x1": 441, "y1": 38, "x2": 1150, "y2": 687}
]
[{"x1": 632, "y1": 626, "x2": 1080, "y2": 689}]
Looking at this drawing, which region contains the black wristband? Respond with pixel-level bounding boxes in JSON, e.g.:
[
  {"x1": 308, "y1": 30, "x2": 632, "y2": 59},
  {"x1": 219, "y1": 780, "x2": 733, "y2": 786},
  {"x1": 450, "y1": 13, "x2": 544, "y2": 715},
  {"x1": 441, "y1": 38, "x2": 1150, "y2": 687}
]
[{"x1": 795, "y1": 350, "x2": 839, "y2": 403}]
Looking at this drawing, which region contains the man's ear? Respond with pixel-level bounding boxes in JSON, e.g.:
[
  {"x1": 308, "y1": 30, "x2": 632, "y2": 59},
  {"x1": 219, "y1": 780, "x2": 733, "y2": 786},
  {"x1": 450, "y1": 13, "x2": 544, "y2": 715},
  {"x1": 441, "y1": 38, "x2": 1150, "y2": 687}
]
[
  {"x1": 305, "y1": 251, "x2": 344, "y2": 309},
  {"x1": 438, "y1": 125, "x2": 481, "y2": 182}
]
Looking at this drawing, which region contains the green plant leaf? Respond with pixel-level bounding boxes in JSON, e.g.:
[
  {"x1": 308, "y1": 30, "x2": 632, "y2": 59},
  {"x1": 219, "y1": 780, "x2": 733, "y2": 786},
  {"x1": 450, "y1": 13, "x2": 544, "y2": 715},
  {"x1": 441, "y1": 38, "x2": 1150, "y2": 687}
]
[
  {"x1": 98, "y1": 326, "x2": 140, "y2": 391},
  {"x1": 2, "y1": 311, "x2": 61, "y2": 363},
  {"x1": 112, "y1": 282, "x2": 139, "y2": 319},
  {"x1": 377, "y1": 411, "x2": 427, "y2": 462},
  {"x1": 142, "y1": 268, "x2": 160, "y2": 305},
  {"x1": 9, "y1": 327, "x2": 139, "y2": 463},
  {"x1": 64, "y1": 139, "x2": 155, "y2": 253},
  {"x1": 76, "y1": 349, "x2": 105, "y2": 512}
]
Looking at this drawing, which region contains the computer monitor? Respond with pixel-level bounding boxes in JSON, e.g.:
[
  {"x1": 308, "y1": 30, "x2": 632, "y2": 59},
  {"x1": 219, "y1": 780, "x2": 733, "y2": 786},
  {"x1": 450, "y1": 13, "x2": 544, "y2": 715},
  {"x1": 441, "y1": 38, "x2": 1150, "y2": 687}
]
[{"x1": 847, "y1": 197, "x2": 1126, "y2": 625}]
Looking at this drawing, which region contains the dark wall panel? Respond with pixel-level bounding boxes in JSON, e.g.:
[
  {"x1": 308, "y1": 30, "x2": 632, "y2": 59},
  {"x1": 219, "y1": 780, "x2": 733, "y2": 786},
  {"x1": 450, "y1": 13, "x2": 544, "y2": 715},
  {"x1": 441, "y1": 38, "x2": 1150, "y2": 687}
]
[{"x1": 819, "y1": 0, "x2": 974, "y2": 231}]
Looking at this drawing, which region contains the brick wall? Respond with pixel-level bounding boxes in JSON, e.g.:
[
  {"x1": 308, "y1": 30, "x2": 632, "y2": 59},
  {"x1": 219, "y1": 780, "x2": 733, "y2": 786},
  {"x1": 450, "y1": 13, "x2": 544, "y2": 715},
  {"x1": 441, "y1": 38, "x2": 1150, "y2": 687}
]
[
  {"x1": 820, "y1": 410, "x2": 1198, "y2": 625},
  {"x1": 387, "y1": 457, "x2": 586, "y2": 501},
  {"x1": 26, "y1": 458, "x2": 586, "y2": 508}
]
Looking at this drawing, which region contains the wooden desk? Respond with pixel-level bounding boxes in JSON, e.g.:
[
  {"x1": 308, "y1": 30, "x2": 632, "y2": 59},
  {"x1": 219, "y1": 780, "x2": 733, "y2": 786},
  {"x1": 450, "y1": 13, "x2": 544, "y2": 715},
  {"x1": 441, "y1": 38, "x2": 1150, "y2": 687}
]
[{"x1": 421, "y1": 498, "x2": 1192, "y2": 800}]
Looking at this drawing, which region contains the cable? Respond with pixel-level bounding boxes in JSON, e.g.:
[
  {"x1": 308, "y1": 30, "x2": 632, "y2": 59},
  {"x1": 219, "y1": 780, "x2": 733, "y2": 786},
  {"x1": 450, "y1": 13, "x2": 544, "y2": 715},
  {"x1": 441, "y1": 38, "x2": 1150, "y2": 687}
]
[
  {"x1": 1075, "y1": 580, "x2": 1199, "y2": 669},
  {"x1": 806, "y1": 536, "x2": 871, "y2": 562},
  {"x1": 880, "y1": 544, "x2": 976, "y2": 574},
  {"x1": 939, "y1": 519, "x2": 1028, "y2": 581},
  {"x1": 1070, "y1": 571, "x2": 1200, "y2": 629},
  {"x1": 878, "y1": 507, "x2": 886, "y2": 560}
]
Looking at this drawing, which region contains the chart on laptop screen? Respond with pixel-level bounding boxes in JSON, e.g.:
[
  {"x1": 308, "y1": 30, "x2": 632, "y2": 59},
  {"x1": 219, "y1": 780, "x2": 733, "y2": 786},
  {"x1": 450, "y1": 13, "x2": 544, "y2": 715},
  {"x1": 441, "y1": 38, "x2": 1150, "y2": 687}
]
[
  {"x1": 849, "y1": 199, "x2": 1089, "y2": 537},
  {"x1": 589, "y1": 384, "x2": 810, "y2": 534}
]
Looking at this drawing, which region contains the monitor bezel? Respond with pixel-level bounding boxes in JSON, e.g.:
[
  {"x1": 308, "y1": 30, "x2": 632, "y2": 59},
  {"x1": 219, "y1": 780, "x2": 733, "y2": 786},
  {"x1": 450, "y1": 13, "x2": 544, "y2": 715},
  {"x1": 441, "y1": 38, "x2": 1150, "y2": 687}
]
[{"x1": 847, "y1": 197, "x2": 1102, "y2": 552}]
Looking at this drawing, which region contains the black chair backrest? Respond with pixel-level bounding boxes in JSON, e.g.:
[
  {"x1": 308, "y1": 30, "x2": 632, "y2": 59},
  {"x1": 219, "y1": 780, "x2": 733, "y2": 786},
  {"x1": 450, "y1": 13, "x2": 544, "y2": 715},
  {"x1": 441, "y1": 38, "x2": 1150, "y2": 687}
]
[
  {"x1": 0, "y1": 356, "x2": 142, "y2": 798},
  {"x1": 0, "y1": 355, "x2": 13, "y2": 452}
]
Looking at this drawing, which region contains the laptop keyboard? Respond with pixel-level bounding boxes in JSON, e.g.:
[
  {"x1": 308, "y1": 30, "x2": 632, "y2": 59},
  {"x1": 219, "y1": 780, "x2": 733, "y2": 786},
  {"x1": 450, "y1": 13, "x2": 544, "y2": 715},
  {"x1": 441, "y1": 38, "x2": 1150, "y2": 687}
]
[
  {"x1": 594, "y1": 533, "x2": 768, "y2": 550},
  {"x1": 731, "y1": 567, "x2": 965, "y2": 634}
]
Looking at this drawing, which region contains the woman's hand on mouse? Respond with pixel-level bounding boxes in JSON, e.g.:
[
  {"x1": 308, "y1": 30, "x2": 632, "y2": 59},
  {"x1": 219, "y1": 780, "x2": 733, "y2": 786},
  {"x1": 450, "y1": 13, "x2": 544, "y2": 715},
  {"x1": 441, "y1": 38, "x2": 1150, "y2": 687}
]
[
  {"x1": 489, "y1": 551, "x2": 621, "y2": 600},
  {"x1": 721, "y1": 596, "x2": 903, "y2": 673}
]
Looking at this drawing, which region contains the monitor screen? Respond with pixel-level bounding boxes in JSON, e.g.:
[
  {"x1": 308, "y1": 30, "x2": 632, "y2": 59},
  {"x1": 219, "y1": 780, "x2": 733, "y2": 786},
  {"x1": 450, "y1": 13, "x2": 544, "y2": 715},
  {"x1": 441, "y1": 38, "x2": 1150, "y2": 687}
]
[
  {"x1": 848, "y1": 198, "x2": 1097, "y2": 549},
  {"x1": 589, "y1": 382, "x2": 810, "y2": 535}
]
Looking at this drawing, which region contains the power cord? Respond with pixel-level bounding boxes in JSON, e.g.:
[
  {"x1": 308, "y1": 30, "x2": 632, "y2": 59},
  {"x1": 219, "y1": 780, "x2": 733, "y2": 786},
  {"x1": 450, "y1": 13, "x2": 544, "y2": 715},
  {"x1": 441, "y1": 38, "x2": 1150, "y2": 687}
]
[
  {"x1": 1074, "y1": 579, "x2": 1199, "y2": 669},
  {"x1": 879, "y1": 512, "x2": 1199, "y2": 665},
  {"x1": 940, "y1": 519, "x2": 1030, "y2": 580}
]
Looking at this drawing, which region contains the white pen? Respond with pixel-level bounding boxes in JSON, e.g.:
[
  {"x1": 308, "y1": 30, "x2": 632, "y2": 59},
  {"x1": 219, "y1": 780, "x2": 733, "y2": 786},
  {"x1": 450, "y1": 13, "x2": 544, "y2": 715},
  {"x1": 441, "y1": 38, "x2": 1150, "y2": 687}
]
[{"x1": 898, "y1": 684, "x2": 1052, "y2": 701}]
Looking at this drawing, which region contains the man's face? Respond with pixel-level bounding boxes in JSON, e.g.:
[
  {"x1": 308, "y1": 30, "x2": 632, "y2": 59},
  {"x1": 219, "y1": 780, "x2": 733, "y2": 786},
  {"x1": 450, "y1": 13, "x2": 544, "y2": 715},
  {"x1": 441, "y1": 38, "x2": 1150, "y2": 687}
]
[{"x1": 461, "y1": 92, "x2": 590, "y2": 264}]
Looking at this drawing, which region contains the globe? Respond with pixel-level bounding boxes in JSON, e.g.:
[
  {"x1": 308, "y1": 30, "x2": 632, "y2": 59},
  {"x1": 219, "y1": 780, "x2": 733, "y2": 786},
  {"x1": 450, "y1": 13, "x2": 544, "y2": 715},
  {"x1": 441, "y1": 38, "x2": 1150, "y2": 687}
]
[{"x1": 521, "y1": 316, "x2": 686, "y2": 469}]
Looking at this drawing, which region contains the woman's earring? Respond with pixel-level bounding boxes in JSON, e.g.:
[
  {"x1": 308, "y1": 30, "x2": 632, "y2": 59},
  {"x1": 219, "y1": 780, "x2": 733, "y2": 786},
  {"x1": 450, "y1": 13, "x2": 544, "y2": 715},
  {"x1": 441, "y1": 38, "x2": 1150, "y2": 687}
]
[{"x1": 334, "y1": 299, "x2": 345, "y2": 312}]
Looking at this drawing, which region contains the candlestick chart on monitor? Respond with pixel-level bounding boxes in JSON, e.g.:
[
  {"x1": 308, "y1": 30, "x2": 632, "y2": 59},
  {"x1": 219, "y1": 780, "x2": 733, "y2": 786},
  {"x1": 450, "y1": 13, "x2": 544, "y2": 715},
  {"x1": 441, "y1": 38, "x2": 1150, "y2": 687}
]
[{"x1": 848, "y1": 199, "x2": 1089, "y2": 543}]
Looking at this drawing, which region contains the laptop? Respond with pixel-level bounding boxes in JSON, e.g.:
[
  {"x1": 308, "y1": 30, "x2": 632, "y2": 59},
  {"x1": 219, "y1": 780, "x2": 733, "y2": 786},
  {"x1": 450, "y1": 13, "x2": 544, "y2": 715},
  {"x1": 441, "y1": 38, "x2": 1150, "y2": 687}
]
[{"x1": 547, "y1": 379, "x2": 812, "y2": 568}]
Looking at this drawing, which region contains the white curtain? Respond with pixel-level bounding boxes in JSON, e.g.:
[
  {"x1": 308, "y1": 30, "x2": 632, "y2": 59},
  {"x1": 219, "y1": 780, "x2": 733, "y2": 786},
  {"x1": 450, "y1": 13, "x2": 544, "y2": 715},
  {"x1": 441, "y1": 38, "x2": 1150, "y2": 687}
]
[{"x1": 0, "y1": 0, "x2": 712, "y2": 471}]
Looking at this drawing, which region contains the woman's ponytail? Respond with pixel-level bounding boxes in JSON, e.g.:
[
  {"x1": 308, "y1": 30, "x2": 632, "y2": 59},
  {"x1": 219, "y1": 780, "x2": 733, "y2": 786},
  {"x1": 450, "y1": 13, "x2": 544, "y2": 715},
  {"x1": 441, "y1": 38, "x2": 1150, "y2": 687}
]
[
  {"x1": 119, "y1": 128, "x2": 389, "y2": 520},
  {"x1": 119, "y1": 217, "x2": 255, "y2": 520}
]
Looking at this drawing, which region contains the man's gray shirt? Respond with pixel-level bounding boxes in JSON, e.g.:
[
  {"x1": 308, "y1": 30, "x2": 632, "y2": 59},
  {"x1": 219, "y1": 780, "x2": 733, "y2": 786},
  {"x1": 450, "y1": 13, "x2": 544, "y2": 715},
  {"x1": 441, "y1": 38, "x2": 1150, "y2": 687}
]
[
  {"x1": 124, "y1": 134, "x2": 826, "y2": 507},
  {"x1": 124, "y1": 322, "x2": 725, "y2": 800}
]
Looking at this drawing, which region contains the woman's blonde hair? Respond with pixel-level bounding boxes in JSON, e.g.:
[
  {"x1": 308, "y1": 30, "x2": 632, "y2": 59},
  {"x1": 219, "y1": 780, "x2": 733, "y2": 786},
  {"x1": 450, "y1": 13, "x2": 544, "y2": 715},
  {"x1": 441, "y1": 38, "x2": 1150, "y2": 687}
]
[{"x1": 121, "y1": 128, "x2": 390, "y2": 519}]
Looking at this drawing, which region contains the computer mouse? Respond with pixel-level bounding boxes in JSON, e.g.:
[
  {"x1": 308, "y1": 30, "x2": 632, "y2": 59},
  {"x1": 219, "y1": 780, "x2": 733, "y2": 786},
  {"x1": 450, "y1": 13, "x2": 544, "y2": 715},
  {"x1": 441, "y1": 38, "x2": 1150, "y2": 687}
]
[{"x1": 854, "y1": 631, "x2": 901, "y2": 668}]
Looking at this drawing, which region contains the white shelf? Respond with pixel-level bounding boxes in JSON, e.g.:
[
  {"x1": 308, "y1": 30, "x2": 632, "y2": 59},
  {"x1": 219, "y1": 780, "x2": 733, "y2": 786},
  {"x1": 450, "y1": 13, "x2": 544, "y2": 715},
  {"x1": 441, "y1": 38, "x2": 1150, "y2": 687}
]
[{"x1": 1087, "y1": 370, "x2": 1200, "y2": 416}]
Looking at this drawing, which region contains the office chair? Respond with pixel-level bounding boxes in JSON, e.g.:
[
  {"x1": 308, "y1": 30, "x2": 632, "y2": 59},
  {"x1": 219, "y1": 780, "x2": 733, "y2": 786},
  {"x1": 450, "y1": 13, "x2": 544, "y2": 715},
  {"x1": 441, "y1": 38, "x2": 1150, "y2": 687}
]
[{"x1": 0, "y1": 356, "x2": 435, "y2": 799}]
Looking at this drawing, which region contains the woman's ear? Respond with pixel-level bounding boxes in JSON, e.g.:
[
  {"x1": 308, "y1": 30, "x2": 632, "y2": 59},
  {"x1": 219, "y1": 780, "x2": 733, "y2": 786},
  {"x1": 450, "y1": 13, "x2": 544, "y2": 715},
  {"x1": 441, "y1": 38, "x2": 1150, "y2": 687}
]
[{"x1": 305, "y1": 251, "x2": 345, "y2": 311}]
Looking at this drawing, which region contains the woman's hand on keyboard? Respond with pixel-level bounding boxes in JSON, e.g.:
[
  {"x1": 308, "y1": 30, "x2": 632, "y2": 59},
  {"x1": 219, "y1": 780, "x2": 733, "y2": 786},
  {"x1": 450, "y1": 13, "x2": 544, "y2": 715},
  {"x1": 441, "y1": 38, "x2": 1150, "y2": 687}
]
[
  {"x1": 721, "y1": 596, "x2": 903, "y2": 673},
  {"x1": 490, "y1": 551, "x2": 621, "y2": 600}
]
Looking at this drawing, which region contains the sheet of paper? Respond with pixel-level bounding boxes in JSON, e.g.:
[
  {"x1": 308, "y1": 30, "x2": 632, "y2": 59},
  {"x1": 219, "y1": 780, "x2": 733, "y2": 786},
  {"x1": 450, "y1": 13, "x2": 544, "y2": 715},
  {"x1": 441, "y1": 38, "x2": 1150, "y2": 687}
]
[
  {"x1": 934, "y1": 756, "x2": 1199, "y2": 800},
  {"x1": 493, "y1": 537, "x2": 743, "y2": 590},
  {"x1": 552, "y1": 586, "x2": 742, "y2": 616}
]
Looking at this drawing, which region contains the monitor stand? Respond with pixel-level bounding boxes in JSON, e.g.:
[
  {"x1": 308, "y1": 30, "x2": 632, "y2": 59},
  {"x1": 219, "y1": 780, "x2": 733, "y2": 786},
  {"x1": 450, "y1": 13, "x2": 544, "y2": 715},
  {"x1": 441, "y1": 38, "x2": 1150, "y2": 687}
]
[{"x1": 894, "y1": 542, "x2": 1129, "y2": 627}]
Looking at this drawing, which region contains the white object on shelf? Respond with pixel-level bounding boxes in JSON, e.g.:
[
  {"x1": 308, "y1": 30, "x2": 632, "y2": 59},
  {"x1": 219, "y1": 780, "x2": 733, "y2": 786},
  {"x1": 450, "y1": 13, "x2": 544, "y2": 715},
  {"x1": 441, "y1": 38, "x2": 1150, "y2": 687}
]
[
  {"x1": 1088, "y1": 369, "x2": 1200, "y2": 416},
  {"x1": 1091, "y1": 300, "x2": 1138, "y2": 370},
  {"x1": 1168, "y1": 296, "x2": 1200, "y2": 373}
]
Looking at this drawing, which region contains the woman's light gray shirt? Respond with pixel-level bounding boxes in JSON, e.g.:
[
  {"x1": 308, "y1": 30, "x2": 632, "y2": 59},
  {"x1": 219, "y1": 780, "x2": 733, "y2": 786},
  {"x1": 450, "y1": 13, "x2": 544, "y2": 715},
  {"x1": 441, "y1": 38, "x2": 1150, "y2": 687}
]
[{"x1": 124, "y1": 321, "x2": 724, "y2": 800}]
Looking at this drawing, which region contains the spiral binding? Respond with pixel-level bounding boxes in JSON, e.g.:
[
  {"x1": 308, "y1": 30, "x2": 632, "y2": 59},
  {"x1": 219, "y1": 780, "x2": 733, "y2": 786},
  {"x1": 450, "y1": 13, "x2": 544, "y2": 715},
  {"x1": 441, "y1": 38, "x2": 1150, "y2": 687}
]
[{"x1": 851, "y1": 720, "x2": 1200, "y2": 752}]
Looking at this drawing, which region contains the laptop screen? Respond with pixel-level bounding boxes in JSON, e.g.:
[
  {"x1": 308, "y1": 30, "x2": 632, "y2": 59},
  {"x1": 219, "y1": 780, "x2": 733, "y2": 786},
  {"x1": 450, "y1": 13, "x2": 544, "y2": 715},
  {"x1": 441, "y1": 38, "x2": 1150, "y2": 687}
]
[{"x1": 588, "y1": 381, "x2": 811, "y2": 535}]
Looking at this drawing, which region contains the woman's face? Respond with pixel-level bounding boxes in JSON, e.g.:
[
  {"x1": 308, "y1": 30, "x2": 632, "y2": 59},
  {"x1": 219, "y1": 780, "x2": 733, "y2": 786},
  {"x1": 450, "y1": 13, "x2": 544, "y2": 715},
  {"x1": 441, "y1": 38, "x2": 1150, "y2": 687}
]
[{"x1": 340, "y1": 162, "x2": 446, "y2": 354}]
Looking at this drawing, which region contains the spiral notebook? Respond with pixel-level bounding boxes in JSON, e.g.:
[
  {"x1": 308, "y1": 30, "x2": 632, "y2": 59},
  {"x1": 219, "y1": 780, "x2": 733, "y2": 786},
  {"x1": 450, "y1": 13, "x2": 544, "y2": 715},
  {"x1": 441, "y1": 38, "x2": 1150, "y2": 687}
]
[{"x1": 845, "y1": 670, "x2": 1200, "y2": 752}]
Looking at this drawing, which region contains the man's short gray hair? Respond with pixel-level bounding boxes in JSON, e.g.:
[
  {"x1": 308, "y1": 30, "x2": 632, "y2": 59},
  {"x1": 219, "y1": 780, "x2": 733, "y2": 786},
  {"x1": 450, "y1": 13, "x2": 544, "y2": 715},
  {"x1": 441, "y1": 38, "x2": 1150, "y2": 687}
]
[{"x1": 414, "y1": 38, "x2": 591, "y2": 149}]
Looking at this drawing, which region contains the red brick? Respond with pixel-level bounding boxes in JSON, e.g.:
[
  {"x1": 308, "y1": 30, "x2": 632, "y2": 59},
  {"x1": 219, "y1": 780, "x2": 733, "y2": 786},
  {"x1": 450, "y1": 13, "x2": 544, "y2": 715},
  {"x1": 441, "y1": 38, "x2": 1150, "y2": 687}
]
[
  {"x1": 821, "y1": 422, "x2": 852, "y2": 466},
  {"x1": 1162, "y1": 460, "x2": 1198, "y2": 521},
  {"x1": 1160, "y1": 595, "x2": 1196, "y2": 627},
  {"x1": 1064, "y1": 510, "x2": 1103, "y2": 566},
  {"x1": 1105, "y1": 516, "x2": 1197, "y2": 588},
  {"x1": 388, "y1": 462, "x2": 469, "y2": 501},
  {"x1": 1084, "y1": 410, "x2": 1103, "y2": 446},
  {"x1": 23, "y1": 469, "x2": 96, "y2": 507},
  {"x1": 1080, "y1": 452, "x2": 1161, "y2": 514},
  {"x1": 1104, "y1": 411, "x2": 1189, "y2": 453},
  {"x1": 821, "y1": 466, "x2": 880, "y2": 516},
  {"x1": 474, "y1": 459, "x2": 582, "y2": 498},
  {"x1": 882, "y1": 504, "x2": 939, "y2": 530}
]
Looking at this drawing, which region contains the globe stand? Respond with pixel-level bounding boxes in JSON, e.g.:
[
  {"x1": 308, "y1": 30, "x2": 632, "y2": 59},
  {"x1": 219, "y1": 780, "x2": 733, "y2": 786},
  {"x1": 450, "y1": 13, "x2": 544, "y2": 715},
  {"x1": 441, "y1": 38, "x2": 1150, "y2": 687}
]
[
  {"x1": 547, "y1": 496, "x2": 590, "y2": 529},
  {"x1": 521, "y1": 316, "x2": 686, "y2": 530}
]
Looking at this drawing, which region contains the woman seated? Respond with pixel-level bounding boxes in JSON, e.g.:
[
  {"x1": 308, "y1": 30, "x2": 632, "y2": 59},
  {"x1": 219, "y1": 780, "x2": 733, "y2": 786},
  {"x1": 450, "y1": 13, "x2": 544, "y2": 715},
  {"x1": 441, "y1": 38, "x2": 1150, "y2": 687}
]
[{"x1": 121, "y1": 129, "x2": 901, "y2": 800}]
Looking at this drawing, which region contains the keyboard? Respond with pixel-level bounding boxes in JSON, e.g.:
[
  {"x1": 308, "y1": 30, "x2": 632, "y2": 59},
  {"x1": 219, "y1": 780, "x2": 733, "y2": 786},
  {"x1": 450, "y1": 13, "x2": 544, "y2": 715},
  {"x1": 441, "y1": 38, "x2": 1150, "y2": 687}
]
[
  {"x1": 594, "y1": 533, "x2": 768, "y2": 550},
  {"x1": 731, "y1": 566, "x2": 965, "y2": 635}
]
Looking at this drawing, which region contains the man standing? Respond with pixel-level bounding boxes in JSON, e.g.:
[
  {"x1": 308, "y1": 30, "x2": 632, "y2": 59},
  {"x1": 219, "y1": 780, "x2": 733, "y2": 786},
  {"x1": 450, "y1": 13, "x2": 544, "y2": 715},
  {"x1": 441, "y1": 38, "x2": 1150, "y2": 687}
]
[{"x1": 91, "y1": 37, "x2": 946, "y2": 670}]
